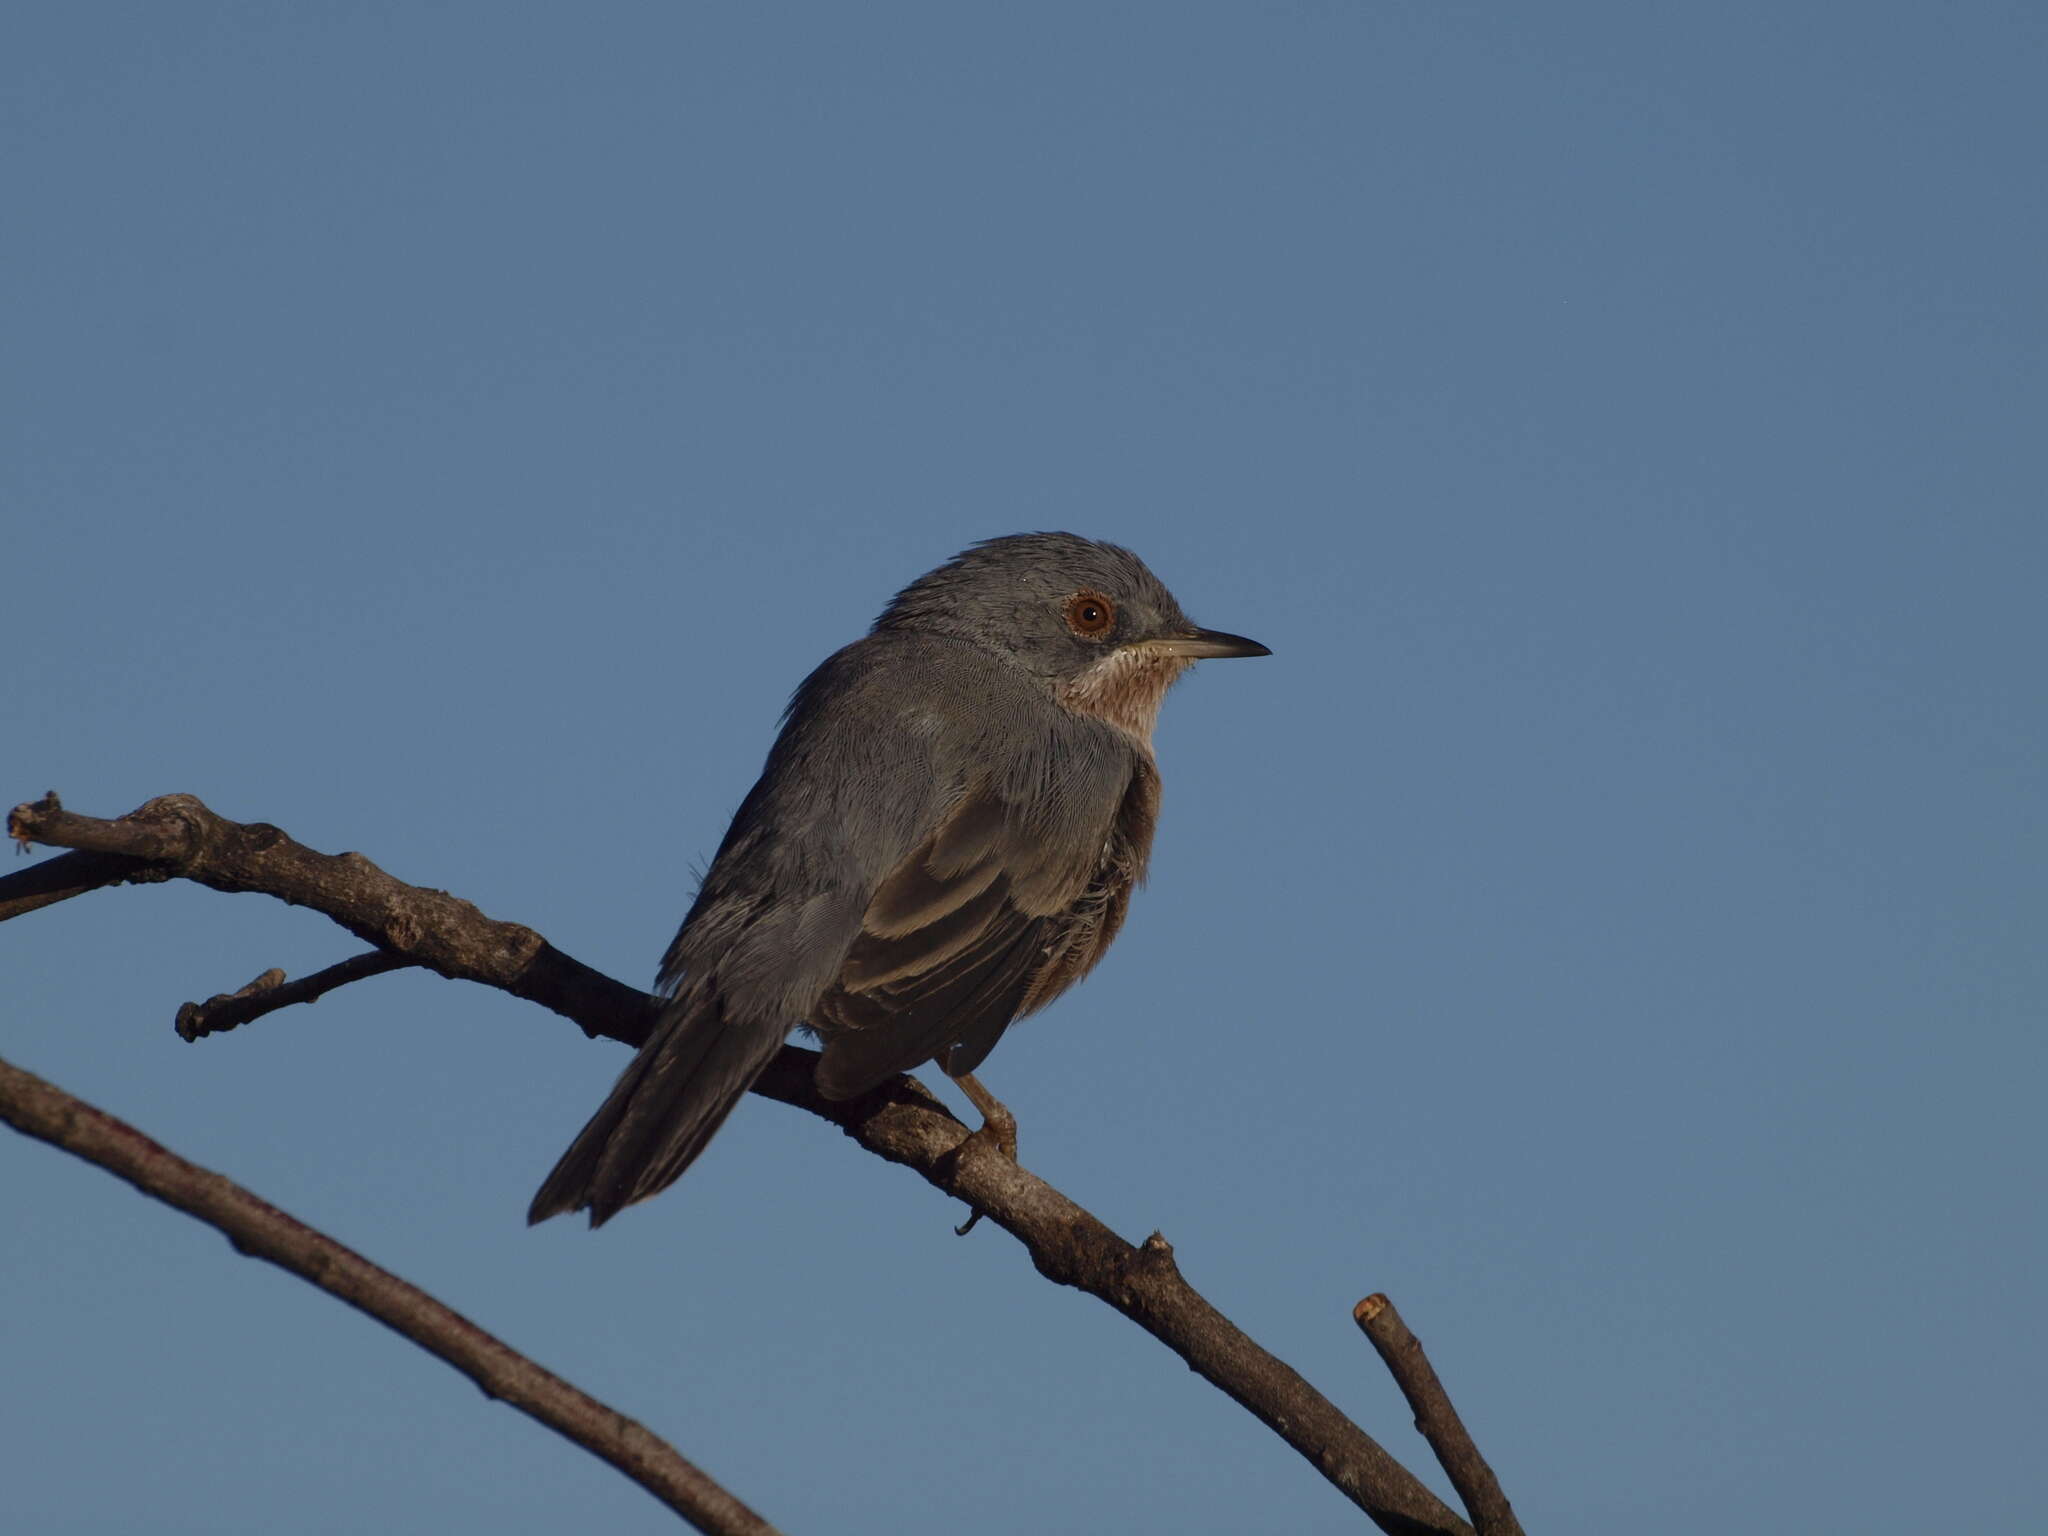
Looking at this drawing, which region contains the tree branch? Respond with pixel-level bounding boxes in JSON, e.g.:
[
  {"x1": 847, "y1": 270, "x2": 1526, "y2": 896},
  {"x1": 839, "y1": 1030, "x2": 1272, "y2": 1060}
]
[
  {"x1": 0, "y1": 1052, "x2": 781, "y2": 1536},
  {"x1": 1354, "y1": 1294, "x2": 1524, "y2": 1536},
  {"x1": 174, "y1": 952, "x2": 419, "y2": 1040},
  {"x1": 8, "y1": 793, "x2": 1483, "y2": 1535},
  {"x1": 0, "y1": 840, "x2": 168, "y2": 921},
  {"x1": 751, "y1": 1055, "x2": 1472, "y2": 1534},
  {"x1": 3, "y1": 792, "x2": 656, "y2": 1044}
]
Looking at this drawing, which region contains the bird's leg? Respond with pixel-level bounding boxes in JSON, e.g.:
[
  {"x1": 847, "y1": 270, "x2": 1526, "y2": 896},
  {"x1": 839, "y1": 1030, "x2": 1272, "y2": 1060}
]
[
  {"x1": 950, "y1": 1069, "x2": 1019, "y2": 1162},
  {"x1": 946, "y1": 1068, "x2": 1018, "y2": 1237}
]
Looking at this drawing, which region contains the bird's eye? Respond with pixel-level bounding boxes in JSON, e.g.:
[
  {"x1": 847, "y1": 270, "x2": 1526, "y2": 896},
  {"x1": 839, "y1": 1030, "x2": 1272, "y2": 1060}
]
[{"x1": 1063, "y1": 591, "x2": 1117, "y2": 639}]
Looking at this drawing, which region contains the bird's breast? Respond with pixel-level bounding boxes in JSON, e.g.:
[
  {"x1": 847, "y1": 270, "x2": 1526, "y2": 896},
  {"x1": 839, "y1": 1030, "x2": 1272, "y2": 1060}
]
[{"x1": 1017, "y1": 755, "x2": 1161, "y2": 1015}]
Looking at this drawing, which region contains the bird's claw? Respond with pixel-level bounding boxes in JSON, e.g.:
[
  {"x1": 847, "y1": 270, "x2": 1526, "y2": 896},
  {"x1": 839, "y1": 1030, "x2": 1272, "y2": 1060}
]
[
  {"x1": 944, "y1": 1069, "x2": 1018, "y2": 1235},
  {"x1": 949, "y1": 1107, "x2": 1018, "y2": 1236}
]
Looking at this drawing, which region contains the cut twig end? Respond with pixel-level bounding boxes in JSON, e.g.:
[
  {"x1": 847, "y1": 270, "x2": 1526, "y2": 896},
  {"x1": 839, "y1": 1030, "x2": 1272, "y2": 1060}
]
[
  {"x1": 1135, "y1": 1231, "x2": 1180, "y2": 1276},
  {"x1": 1351, "y1": 1291, "x2": 1525, "y2": 1536},
  {"x1": 9, "y1": 790, "x2": 64, "y2": 852},
  {"x1": 176, "y1": 969, "x2": 290, "y2": 1041}
]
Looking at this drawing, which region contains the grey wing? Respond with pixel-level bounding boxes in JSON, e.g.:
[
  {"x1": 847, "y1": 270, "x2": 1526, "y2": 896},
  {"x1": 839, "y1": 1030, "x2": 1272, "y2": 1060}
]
[
  {"x1": 810, "y1": 749, "x2": 1154, "y2": 1099},
  {"x1": 530, "y1": 636, "x2": 961, "y2": 1224}
]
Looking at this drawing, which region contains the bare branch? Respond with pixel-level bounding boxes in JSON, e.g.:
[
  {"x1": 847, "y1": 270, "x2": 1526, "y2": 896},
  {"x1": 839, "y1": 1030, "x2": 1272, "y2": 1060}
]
[
  {"x1": 6, "y1": 793, "x2": 656, "y2": 1044},
  {"x1": 753, "y1": 1056, "x2": 1473, "y2": 1534},
  {"x1": 175, "y1": 952, "x2": 419, "y2": 1040},
  {"x1": 0, "y1": 1052, "x2": 782, "y2": 1536},
  {"x1": 10, "y1": 793, "x2": 1487, "y2": 1535},
  {"x1": 1354, "y1": 1294, "x2": 1524, "y2": 1536},
  {"x1": 0, "y1": 844, "x2": 168, "y2": 921}
]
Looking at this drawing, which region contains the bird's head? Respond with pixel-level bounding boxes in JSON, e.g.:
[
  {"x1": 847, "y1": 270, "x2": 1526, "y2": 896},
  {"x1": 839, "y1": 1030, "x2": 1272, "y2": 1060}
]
[{"x1": 874, "y1": 532, "x2": 1269, "y2": 743}]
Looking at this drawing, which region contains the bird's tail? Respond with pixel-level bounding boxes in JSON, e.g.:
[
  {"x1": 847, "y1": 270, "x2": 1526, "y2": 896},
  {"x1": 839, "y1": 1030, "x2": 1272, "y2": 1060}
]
[{"x1": 527, "y1": 981, "x2": 784, "y2": 1227}]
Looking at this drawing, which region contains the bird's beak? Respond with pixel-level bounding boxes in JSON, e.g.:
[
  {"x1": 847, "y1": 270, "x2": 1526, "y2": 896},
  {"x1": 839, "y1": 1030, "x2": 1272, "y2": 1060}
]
[{"x1": 1141, "y1": 628, "x2": 1272, "y2": 660}]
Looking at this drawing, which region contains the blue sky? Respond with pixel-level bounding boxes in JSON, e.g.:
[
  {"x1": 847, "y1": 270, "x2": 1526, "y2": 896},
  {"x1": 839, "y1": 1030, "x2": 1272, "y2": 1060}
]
[{"x1": 6, "y1": 5, "x2": 2044, "y2": 1532}]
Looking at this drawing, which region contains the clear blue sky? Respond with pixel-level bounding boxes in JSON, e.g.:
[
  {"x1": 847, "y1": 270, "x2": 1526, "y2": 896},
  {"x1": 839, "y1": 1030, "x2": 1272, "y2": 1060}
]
[{"x1": 7, "y1": 5, "x2": 2043, "y2": 1532}]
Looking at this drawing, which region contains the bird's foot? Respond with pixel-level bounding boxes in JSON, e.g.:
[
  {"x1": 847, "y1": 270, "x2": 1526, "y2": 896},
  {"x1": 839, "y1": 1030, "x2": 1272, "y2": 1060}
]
[
  {"x1": 948, "y1": 1070, "x2": 1019, "y2": 1235},
  {"x1": 953, "y1": 1071, "x2": 1019, "y2": 1161}
]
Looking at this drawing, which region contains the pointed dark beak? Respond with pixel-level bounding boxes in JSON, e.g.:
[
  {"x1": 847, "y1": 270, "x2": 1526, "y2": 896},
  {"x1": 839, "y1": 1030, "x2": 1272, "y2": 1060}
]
[{"x1": 1143, "y1": 627, "x2": 1272, "y2": 660}]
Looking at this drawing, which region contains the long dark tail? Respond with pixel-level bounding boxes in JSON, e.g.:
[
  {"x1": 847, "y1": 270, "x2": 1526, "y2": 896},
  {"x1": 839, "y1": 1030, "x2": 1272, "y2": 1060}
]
[{"x1": 527, "y1": 982, "x2": 785, "y2": 1227}]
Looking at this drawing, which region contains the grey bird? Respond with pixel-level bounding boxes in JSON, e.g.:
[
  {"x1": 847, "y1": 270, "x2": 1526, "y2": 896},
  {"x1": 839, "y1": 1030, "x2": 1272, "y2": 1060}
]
[{"x1": 529, "y1": 532, "x2": 1268, "y2": 1227}]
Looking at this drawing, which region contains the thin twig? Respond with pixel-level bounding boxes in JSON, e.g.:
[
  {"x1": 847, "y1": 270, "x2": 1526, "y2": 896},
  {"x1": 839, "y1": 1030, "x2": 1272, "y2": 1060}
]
[
  {"x1": 0, "y1": 1052, "x2": 782, "y2": 1536},
  {"x1": 1354, "y1": 1294, "x2": 1524, "y2": 1536},
  {"x1": 8, "y1": 793, "x2": 1481, "y2": 1536},
  {"x1": 175, "y1": 951, "x2": 418, "y2": 1039}
]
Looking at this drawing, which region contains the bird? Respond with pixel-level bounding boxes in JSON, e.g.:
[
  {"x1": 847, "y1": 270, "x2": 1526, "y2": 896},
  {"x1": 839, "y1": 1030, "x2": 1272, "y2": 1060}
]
[{"x1": 529, "y1": 531, "x2": 1269, "y2": 1227}]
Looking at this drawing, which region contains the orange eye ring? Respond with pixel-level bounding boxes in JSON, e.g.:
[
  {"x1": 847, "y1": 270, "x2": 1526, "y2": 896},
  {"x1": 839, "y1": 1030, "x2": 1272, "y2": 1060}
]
[{"x1": 1063, "y1": 590, "x2": 1117, "y2": 639}]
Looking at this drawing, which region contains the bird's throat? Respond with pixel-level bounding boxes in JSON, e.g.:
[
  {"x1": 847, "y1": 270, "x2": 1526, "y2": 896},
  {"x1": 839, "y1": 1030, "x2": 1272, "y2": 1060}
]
[{"x1": 1055, "y1": 648, "x2": 1191, "y2": 748}]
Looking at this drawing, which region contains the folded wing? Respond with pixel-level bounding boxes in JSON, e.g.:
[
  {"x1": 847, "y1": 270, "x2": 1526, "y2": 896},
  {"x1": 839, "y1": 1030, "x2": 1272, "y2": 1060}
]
[{"x1": 812, "y1": 757, "x2": 1159, "y2": 1098}]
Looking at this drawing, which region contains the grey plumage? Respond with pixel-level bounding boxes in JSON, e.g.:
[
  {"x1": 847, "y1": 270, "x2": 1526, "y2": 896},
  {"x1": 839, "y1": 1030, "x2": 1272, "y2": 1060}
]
[{"x1": 529, "y1": 532, "x2": 1267, "y2": 1226}]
